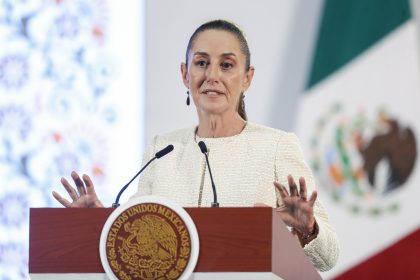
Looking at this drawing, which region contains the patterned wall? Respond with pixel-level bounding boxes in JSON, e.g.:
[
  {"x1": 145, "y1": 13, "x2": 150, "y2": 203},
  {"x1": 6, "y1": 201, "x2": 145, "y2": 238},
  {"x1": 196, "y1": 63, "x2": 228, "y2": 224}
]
[{"x1": 0, "y1": 0, "x2": 144, "y2": 278}]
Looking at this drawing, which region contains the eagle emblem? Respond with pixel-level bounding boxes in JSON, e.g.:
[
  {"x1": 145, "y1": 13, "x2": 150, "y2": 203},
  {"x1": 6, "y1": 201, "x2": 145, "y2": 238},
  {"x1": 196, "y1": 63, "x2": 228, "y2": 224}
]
[
  {"x1": 120, "y1": 215, "x2": 178, "y2": 273},
  {"x1": 105, "y1": 203, "x2": 192, "y2": 280},
  {"x1": 309, "y1": 104, "x2": 417, "y2": 216}
]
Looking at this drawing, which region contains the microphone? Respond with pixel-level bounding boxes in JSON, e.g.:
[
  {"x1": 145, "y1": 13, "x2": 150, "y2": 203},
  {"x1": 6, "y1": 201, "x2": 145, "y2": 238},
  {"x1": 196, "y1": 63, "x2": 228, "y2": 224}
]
[
  {"x1": 112, "y1": 144, "x2": 174, "y2": 208},
  {"x1": 155, "y1": 145, "x2": 174, "y2": 158},
  {"x1": 198, "y1": 141, "x2": 219, "y2": 207}
]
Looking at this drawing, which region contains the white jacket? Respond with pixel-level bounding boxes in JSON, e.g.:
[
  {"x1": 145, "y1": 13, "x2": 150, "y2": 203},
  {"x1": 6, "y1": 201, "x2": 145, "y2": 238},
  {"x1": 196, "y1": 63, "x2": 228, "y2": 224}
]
[{"x1": 134, "y1": 122, "x2": 339, "y2": 271}]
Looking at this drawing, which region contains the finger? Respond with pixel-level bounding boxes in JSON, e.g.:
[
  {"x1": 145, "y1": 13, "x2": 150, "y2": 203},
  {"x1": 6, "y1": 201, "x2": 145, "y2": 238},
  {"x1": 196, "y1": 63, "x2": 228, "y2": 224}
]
[
  {"x1": 52, "y1": 191, "x2": 72, "y2": 208},
  {"x1": 273, "y1": 181, "x2": 289, "y2": 199},
  {"x1": 299, "y1": 177, "x2": 307, "y2": 200},
  {"x1": 71, "y1": 171, "x2": 86, "y2": 195},
  {"x1": 60, "y1": 177, "x2": 78, "y2": 201},
  {"x1": 288, "y1": 175, "x2": 298, "y2": 197},
  {"x1": 82, "y1": 174, "x2": 96, "y2": 195},
  {"x1": 308, "y1": 190, "x2": 318, "y2": 207}
]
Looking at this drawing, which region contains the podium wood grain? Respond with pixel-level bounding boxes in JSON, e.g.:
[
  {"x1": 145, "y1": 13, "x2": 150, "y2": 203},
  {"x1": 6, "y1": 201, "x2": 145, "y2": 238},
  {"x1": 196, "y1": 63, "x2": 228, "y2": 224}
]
[
  {"x1": 30, "y1": 207, "x2": 320, "y2": 279},
  {"x1": 30, "y1": 208, "x2": 271, "y2": 273}
]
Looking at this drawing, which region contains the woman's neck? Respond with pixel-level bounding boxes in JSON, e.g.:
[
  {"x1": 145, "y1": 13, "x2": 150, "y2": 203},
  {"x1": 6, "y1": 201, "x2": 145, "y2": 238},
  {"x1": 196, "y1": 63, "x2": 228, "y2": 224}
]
[{"x1": 196, "y1": 113, "x2": 246, "y2": 138}]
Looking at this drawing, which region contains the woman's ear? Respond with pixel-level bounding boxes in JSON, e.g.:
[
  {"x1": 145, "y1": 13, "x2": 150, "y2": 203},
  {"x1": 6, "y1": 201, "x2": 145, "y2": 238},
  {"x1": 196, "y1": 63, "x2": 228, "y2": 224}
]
[
  {"x1": 181, "y1": 63, "x2": 189, "y2": 88},
  {"x1": 242, "y1": 66, "x2": 255, "y2": 91}
]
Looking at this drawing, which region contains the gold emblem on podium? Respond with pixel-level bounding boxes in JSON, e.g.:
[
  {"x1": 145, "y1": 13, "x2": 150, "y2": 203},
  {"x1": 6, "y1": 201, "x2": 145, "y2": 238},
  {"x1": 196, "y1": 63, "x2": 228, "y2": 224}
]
[{"x1": 100, "y1": 197, "x2": 199, "y2": 280}]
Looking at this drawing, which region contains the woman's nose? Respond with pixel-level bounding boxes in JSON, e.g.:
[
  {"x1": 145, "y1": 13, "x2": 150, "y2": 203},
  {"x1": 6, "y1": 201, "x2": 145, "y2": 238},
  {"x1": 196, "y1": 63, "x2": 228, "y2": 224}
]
[{"x1": 205, "y1": 64, "x2": 220, "y2": 83}]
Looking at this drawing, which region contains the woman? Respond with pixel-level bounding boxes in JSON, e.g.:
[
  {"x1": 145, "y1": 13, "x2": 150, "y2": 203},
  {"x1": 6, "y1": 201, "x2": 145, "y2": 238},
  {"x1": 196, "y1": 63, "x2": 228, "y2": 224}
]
[{"x1": 53, "y1": 19, "x2": 339, "y2": 271}]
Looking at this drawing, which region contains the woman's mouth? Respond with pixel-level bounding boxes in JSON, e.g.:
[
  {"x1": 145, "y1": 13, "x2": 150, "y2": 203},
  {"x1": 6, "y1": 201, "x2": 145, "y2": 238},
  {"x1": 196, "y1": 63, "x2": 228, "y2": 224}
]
[
  {"x1": 202, "y1": 90, "x2": 224, "y2": 96},
  {"x1": 206, "y1": 91, "x2": 221, "y2": 95}
]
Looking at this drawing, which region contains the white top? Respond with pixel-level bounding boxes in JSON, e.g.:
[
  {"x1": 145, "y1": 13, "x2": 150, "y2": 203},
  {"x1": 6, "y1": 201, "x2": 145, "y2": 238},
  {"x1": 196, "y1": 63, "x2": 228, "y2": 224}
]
[{"x1": 134, "y1": 122, "x2": 339, "y2": 271}]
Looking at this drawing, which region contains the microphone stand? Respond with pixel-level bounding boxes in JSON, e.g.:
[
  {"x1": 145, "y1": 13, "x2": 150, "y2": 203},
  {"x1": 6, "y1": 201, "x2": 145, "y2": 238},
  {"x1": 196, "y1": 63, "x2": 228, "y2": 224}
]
[
  {"x1": 112, "y1": 144, "x2": 174, "y2": 208},
  {"x1": 198, "y1": 141, "x2": 219, "y2": 208},
  {"x1": 112, "y1": 157, "x2": 156, "y2": 208}
]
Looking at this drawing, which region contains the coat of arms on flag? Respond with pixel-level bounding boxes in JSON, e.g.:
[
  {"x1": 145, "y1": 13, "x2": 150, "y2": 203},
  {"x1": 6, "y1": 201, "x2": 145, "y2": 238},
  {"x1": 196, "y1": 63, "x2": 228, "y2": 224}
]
[{"x1": 309, "y1": 103, "x2": 417, "y2": 216}]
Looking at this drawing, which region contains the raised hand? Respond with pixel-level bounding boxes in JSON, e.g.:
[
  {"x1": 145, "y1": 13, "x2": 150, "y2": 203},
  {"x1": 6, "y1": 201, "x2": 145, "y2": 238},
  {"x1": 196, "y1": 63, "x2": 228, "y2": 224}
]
[
  {"x1": 52, "y1": 171, "x2": 104, "y2": 208},
  {"x1": 274, "y1": 175, "x2": 317, "y2": 238}
]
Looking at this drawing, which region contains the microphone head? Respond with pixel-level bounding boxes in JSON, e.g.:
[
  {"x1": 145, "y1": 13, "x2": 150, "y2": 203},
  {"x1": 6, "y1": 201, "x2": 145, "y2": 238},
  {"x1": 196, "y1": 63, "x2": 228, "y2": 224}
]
[
  {"x1": 155, "y1": 144, "x2": 174, "y2": 159},
  {"x1": 198, "y1": 141, "x2": 207, "y2": 154}
]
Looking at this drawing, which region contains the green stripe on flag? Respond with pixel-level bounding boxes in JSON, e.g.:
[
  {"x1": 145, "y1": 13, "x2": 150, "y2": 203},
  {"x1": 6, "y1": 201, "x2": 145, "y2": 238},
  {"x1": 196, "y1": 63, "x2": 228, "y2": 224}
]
[{"x1": 307, "y1": 0, "x2": 411, "y2": 89}]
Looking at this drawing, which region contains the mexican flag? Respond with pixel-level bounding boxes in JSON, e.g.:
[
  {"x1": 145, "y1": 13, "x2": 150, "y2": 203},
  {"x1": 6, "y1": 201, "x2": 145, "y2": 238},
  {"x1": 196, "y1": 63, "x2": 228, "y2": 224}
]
[{"x1": 294, "y1": 0, "x2": 420, "y2": 278}]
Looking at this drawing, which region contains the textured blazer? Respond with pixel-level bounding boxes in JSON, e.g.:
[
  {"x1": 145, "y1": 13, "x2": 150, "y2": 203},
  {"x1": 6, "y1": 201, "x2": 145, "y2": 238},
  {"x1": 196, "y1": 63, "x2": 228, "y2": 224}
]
[{"x1": 134, "y1": 122, "x2": 339, "y2": 271}]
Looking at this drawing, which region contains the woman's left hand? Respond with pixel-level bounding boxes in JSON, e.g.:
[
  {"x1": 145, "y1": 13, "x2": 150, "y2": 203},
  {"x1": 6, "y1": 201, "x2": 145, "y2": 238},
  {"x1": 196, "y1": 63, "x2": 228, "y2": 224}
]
[{"x1": 273, "y1": 175, "x2": 317, "y2": 236}]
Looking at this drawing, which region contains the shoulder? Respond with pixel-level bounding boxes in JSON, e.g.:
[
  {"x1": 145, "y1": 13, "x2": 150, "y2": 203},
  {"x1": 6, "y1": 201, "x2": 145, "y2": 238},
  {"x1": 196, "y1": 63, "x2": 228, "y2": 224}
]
[
  {"x1": 152, "y1": 127, "x2": 195, "y2": 147},
  {"x1": 245, "y1": 123, "x2": 304, "y2": 157},
  {"x1": 245, "y1": 122, "x2": 298, "y2": 143},
  {"x1": 143, "y1": 127, "x2": 195, "y2": 159}
]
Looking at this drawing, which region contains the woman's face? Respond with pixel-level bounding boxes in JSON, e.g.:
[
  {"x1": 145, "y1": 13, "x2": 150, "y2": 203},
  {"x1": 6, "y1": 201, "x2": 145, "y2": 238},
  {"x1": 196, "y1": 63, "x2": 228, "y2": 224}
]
[{"x1": 181, "y1": 29, "x2": 254, "y2": 118}]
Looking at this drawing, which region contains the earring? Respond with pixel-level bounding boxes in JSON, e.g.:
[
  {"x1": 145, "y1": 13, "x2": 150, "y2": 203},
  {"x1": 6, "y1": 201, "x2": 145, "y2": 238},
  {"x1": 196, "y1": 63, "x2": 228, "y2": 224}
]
[{"x1": 186, "y1": 90, "x2": 190, "y2": 106}]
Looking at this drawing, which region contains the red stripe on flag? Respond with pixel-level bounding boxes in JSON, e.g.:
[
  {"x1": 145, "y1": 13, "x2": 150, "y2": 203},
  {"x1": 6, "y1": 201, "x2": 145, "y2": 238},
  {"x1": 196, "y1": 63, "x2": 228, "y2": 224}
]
[{"x1": 334, "y1": 227, "x2": 420, "y2": 280}]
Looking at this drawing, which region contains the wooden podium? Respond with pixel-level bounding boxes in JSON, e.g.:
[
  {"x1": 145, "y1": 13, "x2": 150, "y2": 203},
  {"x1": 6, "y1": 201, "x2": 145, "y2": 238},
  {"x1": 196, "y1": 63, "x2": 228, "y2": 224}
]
[{"x1": 29, "y1": 207, "x2": 321, "y2": 279}]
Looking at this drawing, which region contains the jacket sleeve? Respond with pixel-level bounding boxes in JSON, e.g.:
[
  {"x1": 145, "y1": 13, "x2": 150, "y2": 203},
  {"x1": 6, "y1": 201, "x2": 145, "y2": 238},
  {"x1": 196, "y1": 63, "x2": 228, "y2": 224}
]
[{"x1": 274, "y1": 132, "x2": 340, "y2": 271}]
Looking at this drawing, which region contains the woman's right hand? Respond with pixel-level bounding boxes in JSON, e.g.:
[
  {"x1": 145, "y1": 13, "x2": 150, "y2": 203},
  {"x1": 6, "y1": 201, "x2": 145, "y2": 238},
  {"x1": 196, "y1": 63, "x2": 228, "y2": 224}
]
[{"x1": 52, "y1": 171, "x2": 104, "y2": 208}]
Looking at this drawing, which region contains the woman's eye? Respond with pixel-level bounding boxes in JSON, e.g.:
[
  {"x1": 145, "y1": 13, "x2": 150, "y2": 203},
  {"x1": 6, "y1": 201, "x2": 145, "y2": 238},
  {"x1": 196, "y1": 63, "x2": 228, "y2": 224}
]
[
  {"x1": 221, "y1": 62, "x2": 233, "y2": 69},
  {"x1": 196, "y1": 60, "x2": 207, "y2": 67}
]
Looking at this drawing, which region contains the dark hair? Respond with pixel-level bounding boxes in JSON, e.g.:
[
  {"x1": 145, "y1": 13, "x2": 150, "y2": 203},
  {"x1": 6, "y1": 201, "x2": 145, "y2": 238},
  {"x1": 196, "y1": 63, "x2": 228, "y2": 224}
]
[{"x1": 185, "y1": 19, "x2": 250, "y2": 120}]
